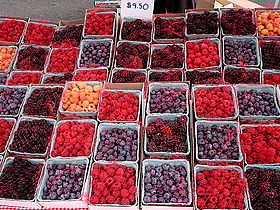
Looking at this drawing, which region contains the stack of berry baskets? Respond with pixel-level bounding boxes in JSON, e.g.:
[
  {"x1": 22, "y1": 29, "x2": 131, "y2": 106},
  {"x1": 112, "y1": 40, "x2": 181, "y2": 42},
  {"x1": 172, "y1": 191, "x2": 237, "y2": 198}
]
[
  {"x1": 73, "y1": 67, "x2": 108, "y2": 83},
  {"x1": 185, "y1": 9, "x2": 220, "y2": 39},
  {"x1": 152, "y1": 14, "x2": 186, "y2": 43},
  {"x1": 185, "y1": 38, "x2": 221, "y2": 71},
  {"x1": 119, "y1": 17, "x2": 153, "y2": 42},
  {"x1": 146, "y1": 82, "x2": 189, "y2": 115},
  {"x1": 0, "y1": 117, "x2": 16, "y2": 155},
  {"x1": 12, "y1": 45, "x2": 51, "y2": 71},
  {"x1": 195, "y1": 120, "x2": 243, "y2": 165},
  {"x1": 192, "y1": 84, "x2": 239, "y2": 120},
  {"x1": 97, "y1": 89, "x2": 142, "y2": 123},
  {"x1": 41, "y1": 73, "x2": 73, "y2": 85},
  {"x1": 194, "y1": 165, "x2": 248, "y2": 210},
  {"x1": 78, "y1": 39, "x2": 113, "y2": 69},
  {"x1": 0, "y1": 18, "x2": 28, "y2": 45},
  {"x1": 21, "y1": 85, "x2": 64, "y2": 119},
  {"x1": 244, "y1": 164, "x2": 280, "y2": 210},
  {"x1": 7, "y1": 116, "x2": 56, "y2": 157},
  {"x1": 114, "y1": 41, "x2": 150, "y2": 70},
  {"x1": 37, "y1": 157, "x2": 89, "y2": 208},
  {"x1": 94, "y1": 123, "x2": 140, "y2": 162},
  {"x1": 7, "y1": 71, "x2": 43, "y2": 86},
  {"x1": 59, "y1": 81, "x2": 102, "y2": 118},
  {"x1": 0, "y1": 157, "x2": 45, "y2": 208},
  {"x1": 222, "y1": 36, "x2": 261, "y2": 68},
  {"x1": 144, "y1": 114, "x2": 190, "y2": 158},
  {"x1": 110, "y1": 68, "x2": 147, "y2": 83},
  {"x1": 147, "y1": 69, "x2": 184, "y2": 82},
  {"x1": 262, "y1": 70, "x2": 280, "y2": 85},
  {"x1": 141, "y1": 159, "x2": 192, "y2": 207},
  {"x1": 0, "y1": 45, "x2": 18, "y2": 73},
  {"x1": 220, "y1": 8, "x2": 257, "y2": 36},
  {"x1": 0, "y1": 85, "x2": 28, "y2": 118},
  {"x1": 49, "y1": 119, "x2": 97, "y2": 158},
  {"x1": 83, "y1": 10, "x2": 117, "y2": 39},
  {"x1": 88, "y1": 161, "x2": 139, "y2": 209},
  {"x1": 149, "y1": 43, "x2": 184, "y2": 70},
  {"x1": 223, "y1": 66, "x2": 261, "y2": 84},
  {"x1": 21, "y1": 21, "x2": 58, "y2": 46},
  {"x1": 0, "y1": 73, "x2": 7, "y2": 85},
  {"x1": 235, "y1": 84, "x2": 280, "y2": 120}
]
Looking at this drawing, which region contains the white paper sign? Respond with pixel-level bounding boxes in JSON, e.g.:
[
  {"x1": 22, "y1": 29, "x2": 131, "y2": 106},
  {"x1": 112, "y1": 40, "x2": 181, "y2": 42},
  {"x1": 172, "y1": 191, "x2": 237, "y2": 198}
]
[{"x1": 121, "y1": 0, "x2": 155, "y2": 20}]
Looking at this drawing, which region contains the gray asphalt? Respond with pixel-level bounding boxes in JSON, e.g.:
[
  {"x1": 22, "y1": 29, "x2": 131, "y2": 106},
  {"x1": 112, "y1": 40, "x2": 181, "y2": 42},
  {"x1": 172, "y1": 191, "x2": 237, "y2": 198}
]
[{"x1": 0, "y1": 0, "x2": 278, "y2": 22}]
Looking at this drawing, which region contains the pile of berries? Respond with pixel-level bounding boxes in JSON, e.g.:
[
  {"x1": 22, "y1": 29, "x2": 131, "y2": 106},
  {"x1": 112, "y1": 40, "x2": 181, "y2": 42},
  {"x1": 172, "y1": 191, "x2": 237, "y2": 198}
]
[
  {"x1": 0, "y1": 119, "x2": 14, "y2": 152},
  {"x1": 99, "y1": 91, "x2": 139, "y2": 122},
  {"x1": 42, "y1": 162, "x2": 87, "y2": 200},
  {"x1": 46, "y1": 48, "x2": 79, "y2": 73},
  {"x1": 73, "y1": 68, "x2": 107, "y2": 82},
  {"x1": 187, "y1": 11, "x2": 219, "y2": 35},
  {"x1": 263, "y1": 71, "x2": 280, "y2": 85},
  {"x1": 9, "y1": 118, "x2": 54, "y2": 155},
  {"x1": 149, "y1": 86, "x2": 188, "y2": 114},
  {"x1": 186, "y1": 39, "x2": 220, "y2": 69},
  {"x1": 85, "y1": 11, "x2": 115, "y2": 36},
  {"x1": 52, "y1": 25, "x2": 83, "y2": 48},
  {"x1": 121, "y1": 19, "x2": 152, "y2": 42},
  {"x1": 7, "y1": 72, "x2": 42, "y2": 85},
  {"x1": 43, "y1": 73, "x2": 73, "y2": 84},
  {"x1": 23, "y1": 87, "x2": 63, "y2": 117},
  {"x1": 185, "y1": 70, "x2": 222, "y2": 84},
  {"x1": 221, "y1": 9, "x2": 256, "y2": 35},
  {"x1": 62, "y1": 82, "x2": 101, "y2": 113},
  {"x1": 0, "y1": 19, "x2": 26, "y2": 43},
  {"x1": 196, "y1": 123, "x2": 240, "y2": 161},
  {"x1": 51, "y1": 120, "x2": 95, "y2": 157},
  {"x1": 260, "y1": 41, "x2": 280, "y2": 70},
  {"x1": 151, "y1": 44, "x2": 184, "y2": 69},
  {"x1": 116, "y1": 42, "x2": 149, "y2": 69},
  {"x1": 0, "y1": 157, "x2": 43, "y2": 200},
  {"x1": 24, "y1": 23, "x2": 56, "y2": 46},
  {"x1": 0, "y1": 86, "x2": 27, "y2": 116},
  {"x1": 112, "y1": 69, "x2": 146, "y2": 83},
  {"x1": 224, "y1": 67, "x2": 260, "y2": 84},
  {"x1": 95, "y1": 126, "x2": 138, "y2": 161},
  {"x1": 154, "y1": 17, "x2": 185, "y2": 39},
  {"x1": 245, "y1": 167, "x2": 280, "y2": 209},
  {"x1": 15, "y1": 46, "x2": 49, "y2": 71},
  {"x1": 149, "y1": 70, "x2": 183, "y2": 82},
  {"x1": 257, "y1": 11, "x2": 280, "y2": 37},
  {"x1": 0, "y1": 47, "x2": 16, "y2": 71},
  {"x1": 237, "y1": 89, "x2": 279, "y2": 117},
  {"x1": 90, "y1": 163, "x2": 137, "y2": 205},
  {"x1": 224, "y1": 37, "x2": 258, "y2": 66},
  {"x1": 241, "y1": 125, "x2": 280, "y2": 164},
  {"x1": 143, "y1": 161, "x2": 190, "y2": 204},
  {"x1": 194, "y1": 86, "x2": 236, "y2": 119},
  {"x1": 196, "y1": 167, "x2": 246, "y2": 209},
  {"x1": 146, "y1": 115, "x2": 188, "y2": 154}
]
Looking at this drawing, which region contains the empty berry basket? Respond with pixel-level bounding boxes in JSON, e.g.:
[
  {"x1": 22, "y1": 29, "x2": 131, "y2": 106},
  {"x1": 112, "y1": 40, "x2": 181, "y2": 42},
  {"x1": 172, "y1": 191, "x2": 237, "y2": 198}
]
[
  {"x1": 142, "y1": 159, "x2": 192, "y2": 206},
  {"x1": 236, "y1": 84, "x2": 280, "y2": 120},
  {"x1": 194, "y1": 165, "x2": 248, "y2": 210},
  {"x1": 37, "y1": 157, "x2": 89, "y2": 208},
  {"x1": 0, "y1": 157, "x2": 44, "y2": 208},
  {"x1": 7, "y1": 116, "x2": 55, "y2": 157},
  {"x1": 145, "y1": 114, "x2": 190, "y2": 157},
  {"x1": 195, "y1": 120, "x2": 243, "y2": 164},
  {"x1": 94, "y1": 123, "x2": 140, "y2": 162},
  {"x1": 50, "y1": 119, "x2": 97, "y2": 158},
  {"x1": 147, "y1": 82, "x2": 189, "y2": 115}
]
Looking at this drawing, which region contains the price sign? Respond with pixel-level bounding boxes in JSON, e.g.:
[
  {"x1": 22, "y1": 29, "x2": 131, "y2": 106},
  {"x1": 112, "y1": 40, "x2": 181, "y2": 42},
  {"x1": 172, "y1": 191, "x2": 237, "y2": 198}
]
[{"x1": 121, "y1": 0, "x2": 155, "y2": 20}]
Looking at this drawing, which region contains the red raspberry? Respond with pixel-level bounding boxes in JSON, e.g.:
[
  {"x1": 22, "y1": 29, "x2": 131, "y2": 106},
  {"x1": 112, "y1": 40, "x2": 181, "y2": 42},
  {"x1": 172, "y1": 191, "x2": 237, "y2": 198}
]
[{"x1": 73, "y1": 68, "x2": 107, "y2": 82}]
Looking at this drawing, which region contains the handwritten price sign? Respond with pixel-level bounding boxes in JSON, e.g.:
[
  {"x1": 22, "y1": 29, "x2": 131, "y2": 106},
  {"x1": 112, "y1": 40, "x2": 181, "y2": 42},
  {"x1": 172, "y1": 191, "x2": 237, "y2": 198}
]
[{"x1": 121, "y1": 0, "x2": 154, "y2": 20}]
